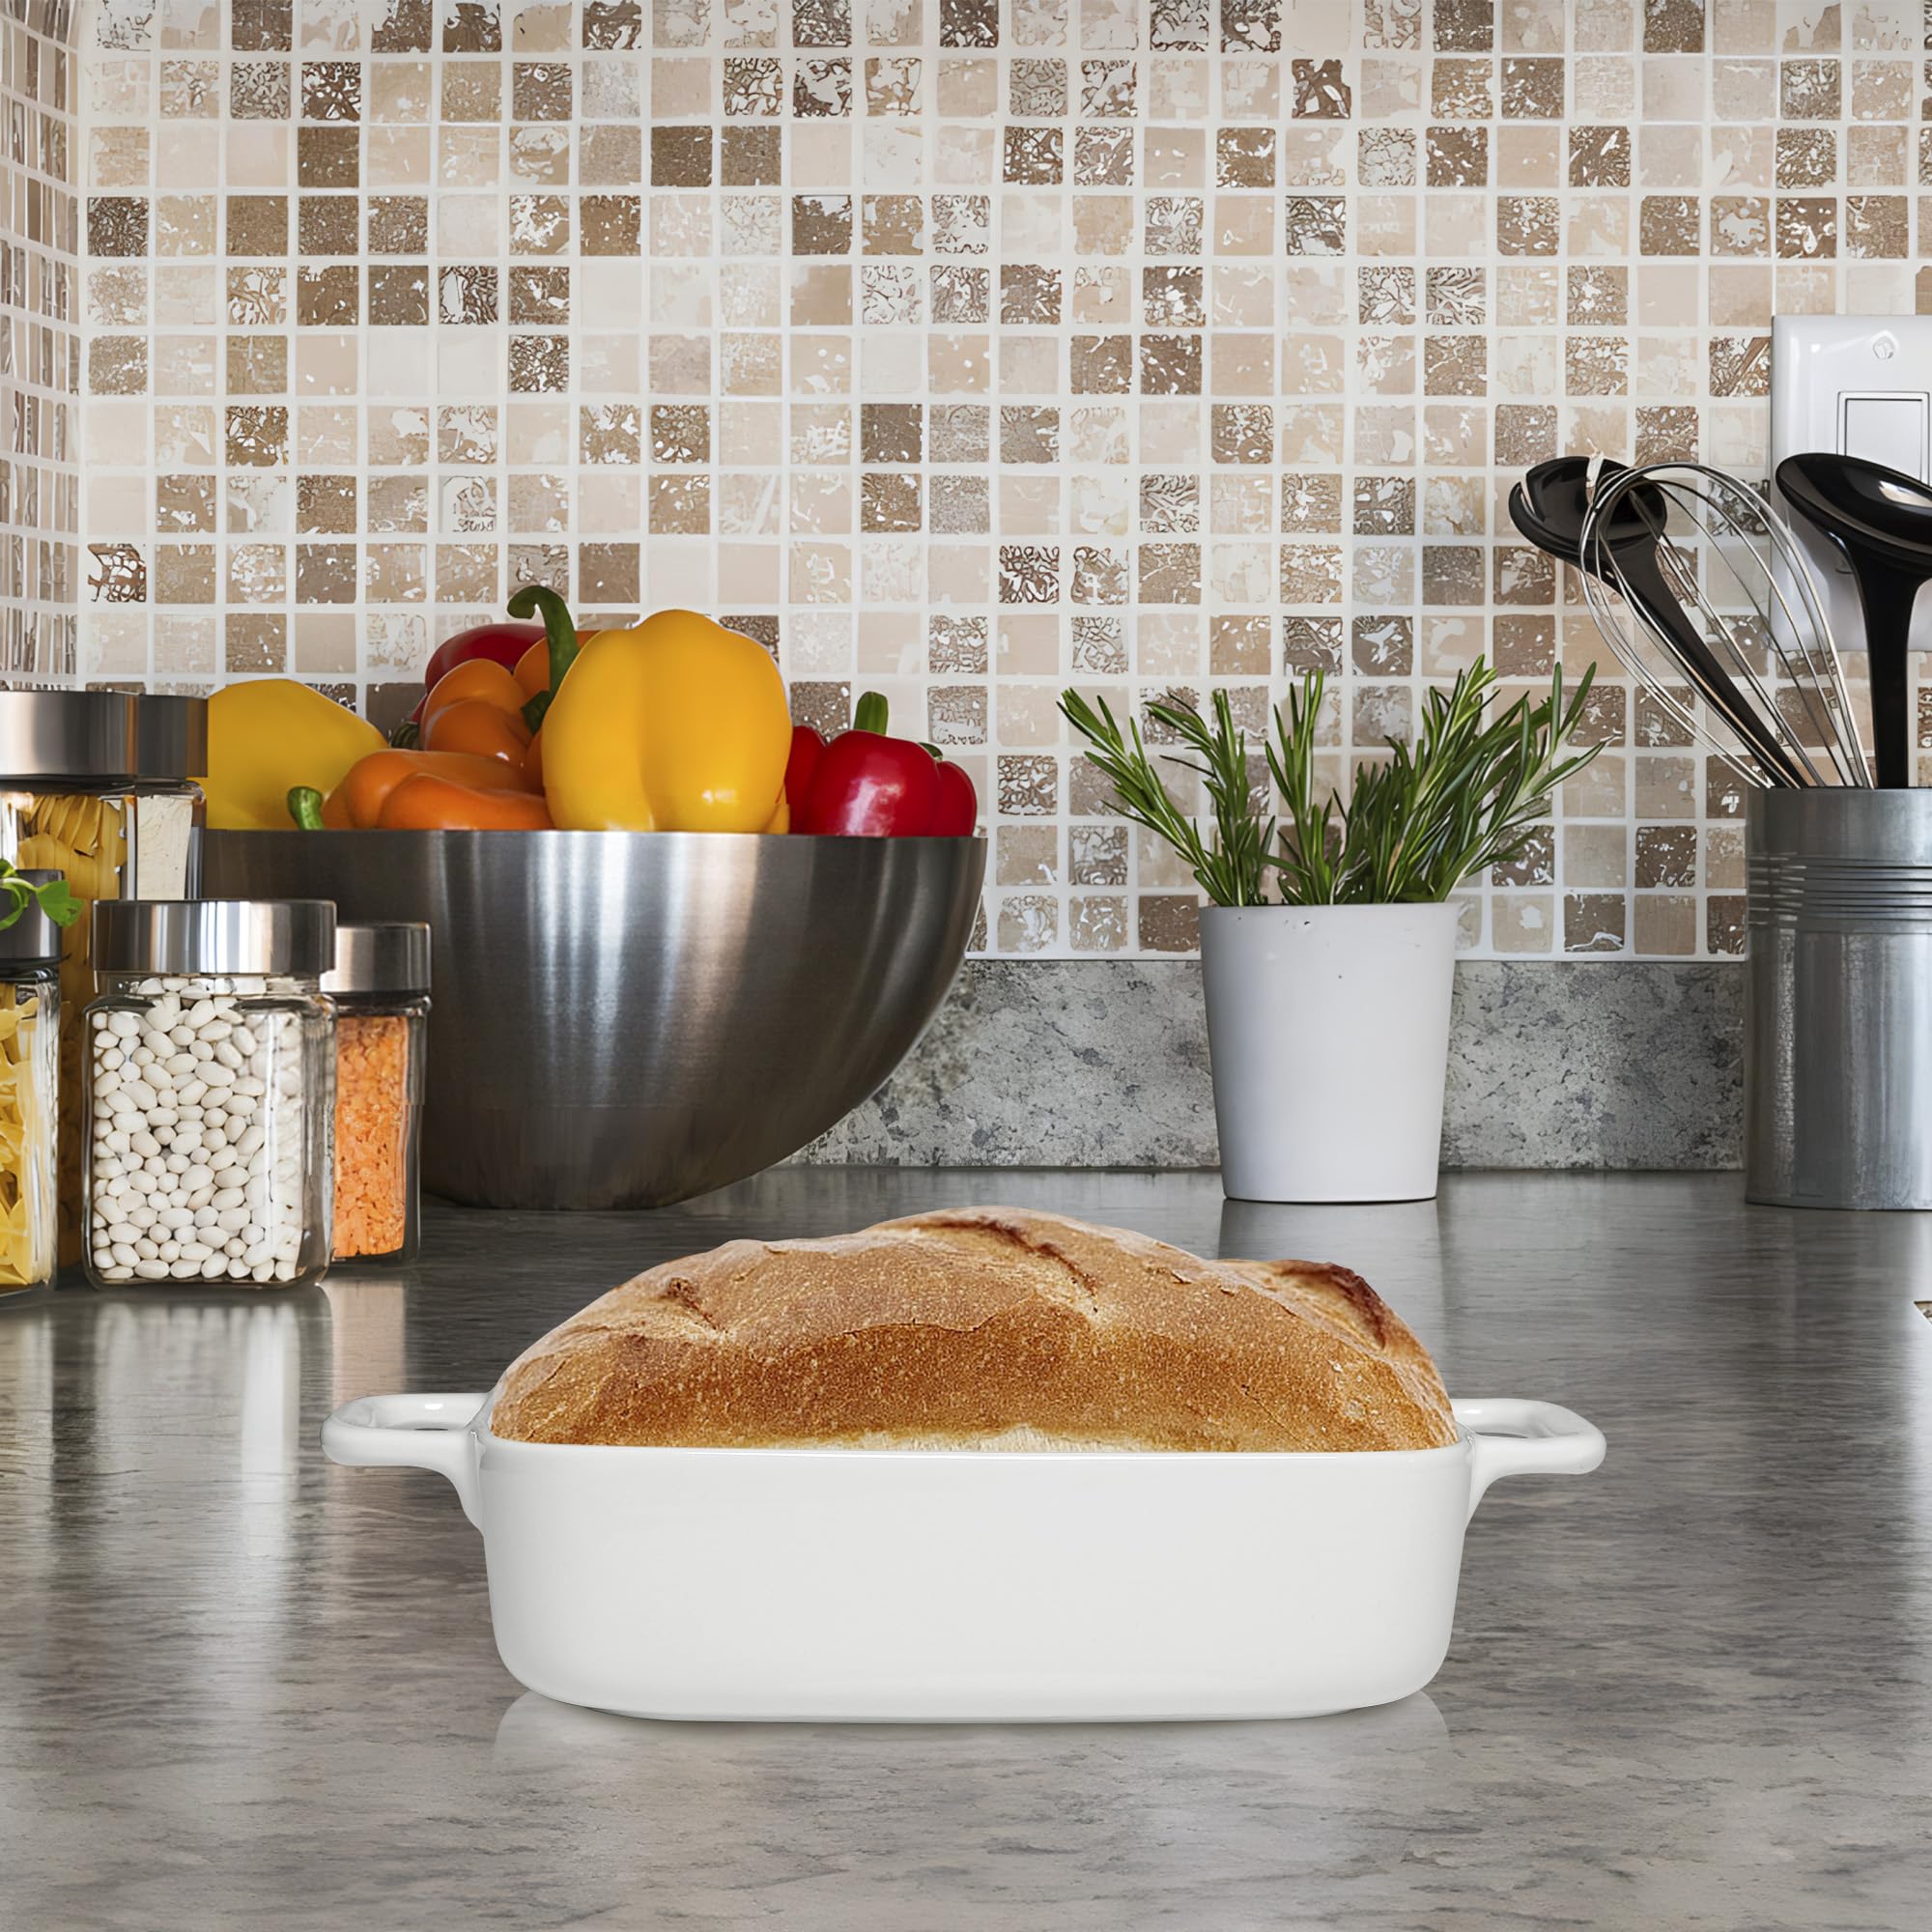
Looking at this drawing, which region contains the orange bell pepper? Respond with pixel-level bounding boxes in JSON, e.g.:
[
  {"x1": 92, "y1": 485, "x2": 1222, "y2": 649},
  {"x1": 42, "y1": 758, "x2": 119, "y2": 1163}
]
[
  {"x1": 377, "y1": 773, "x2": 554, "y2": 831},
  {"x1": 498, "y1": 584, "x2": 592, "y2": 787},
  {"x1": 321, "y1": 749, "x2": 540, "y2": 828},
  {"x1": 508, "y1": 640, "x2": 553, "y2": 788},
  {"x1": 421, "y1": 657, "x2": 526, "y2": 723},
  {"x1": 419, "y1": 660, "x2": 531, "y2": 768},
  {"x1": 419, "y1": 575, "x2": 592, "y2": 769},
  {"x1": 422, "y1": 698, "x2": 530, "y2": 766},
  {"x1": 513, "y1": 639, "x2": 551, "y2": 701}
]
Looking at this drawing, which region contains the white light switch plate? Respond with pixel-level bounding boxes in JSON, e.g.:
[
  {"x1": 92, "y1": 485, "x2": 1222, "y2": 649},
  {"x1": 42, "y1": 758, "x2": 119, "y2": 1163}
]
[{"x1": 1771, "y1": 315, "x2": 1932, "y2": 658}]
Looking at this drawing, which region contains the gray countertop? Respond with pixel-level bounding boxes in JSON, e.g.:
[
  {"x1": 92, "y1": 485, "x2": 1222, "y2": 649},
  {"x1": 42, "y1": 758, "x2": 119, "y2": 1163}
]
[{"x1": 5, "y1": 1170, "x2": 1931, "y2": 1930}]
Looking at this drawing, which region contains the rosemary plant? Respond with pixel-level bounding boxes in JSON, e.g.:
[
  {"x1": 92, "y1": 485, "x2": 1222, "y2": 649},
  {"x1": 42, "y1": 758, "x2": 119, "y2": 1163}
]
[{"x1": 1059, "y1": 659, "x2": 1601, "y2": 908}]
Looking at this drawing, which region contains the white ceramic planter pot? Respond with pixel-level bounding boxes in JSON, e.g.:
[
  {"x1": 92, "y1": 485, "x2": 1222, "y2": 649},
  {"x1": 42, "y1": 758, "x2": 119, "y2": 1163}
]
[{"x1": 1199, "y1": 903, "x2": 1461, "y2": 1204}]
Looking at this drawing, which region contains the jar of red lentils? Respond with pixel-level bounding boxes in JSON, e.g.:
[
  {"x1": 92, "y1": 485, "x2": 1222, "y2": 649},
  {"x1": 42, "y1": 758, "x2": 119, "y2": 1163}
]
[{"x1": 321, "y1": 923, "x2": 429, "y2": 1265}]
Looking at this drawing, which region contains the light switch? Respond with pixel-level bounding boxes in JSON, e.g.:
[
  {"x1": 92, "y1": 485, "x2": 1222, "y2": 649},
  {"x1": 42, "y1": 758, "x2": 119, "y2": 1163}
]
[
  {"x1": 1772, "y1": 316, "x2": 1932, "y2": 659},
  {"x1": 1840, "y1": 393, "x2": 1929, "y2": 481}
]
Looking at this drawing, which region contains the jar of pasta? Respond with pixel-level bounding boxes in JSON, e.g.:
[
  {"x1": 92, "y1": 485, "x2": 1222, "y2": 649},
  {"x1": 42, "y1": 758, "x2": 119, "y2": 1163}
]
[
  {"x1": 0, "y1": 692, "x2": 206, "y2": 1266},
  {"x1": 83, "y1": 901, "x2": 334, "y2": 1290},
  {"x1": 322, "y1": 923, "x2": 429, "y2": 1265},
  {"x1": 0, "y1": 870, "x2": 64, "y2": 1300}
]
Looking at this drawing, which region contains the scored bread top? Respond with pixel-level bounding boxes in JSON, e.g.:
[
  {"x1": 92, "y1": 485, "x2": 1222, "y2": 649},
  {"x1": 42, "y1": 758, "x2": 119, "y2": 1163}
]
[{"x1": 490, "y1": 1206, "x2": 1458, "y2": 1452}]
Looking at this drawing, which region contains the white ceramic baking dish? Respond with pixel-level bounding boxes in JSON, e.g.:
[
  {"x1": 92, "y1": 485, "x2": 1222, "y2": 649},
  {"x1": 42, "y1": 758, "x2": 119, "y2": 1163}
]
[{"x1": 323, "y1": 1390, "x2": 1604, "y2": 1722}]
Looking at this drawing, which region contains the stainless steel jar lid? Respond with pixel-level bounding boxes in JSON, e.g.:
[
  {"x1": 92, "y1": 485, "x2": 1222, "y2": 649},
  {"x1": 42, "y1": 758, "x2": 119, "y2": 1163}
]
[
  {"x1": 0, "y1": 869, "x2": 67, "y2": 966},
  {"x1": 0, "y1": 691, "x2": 141, "y2": 782},
  {"x1": 134, "y1": 694, "x2": 209, "y2": 780},
  {"x1": 0, "y1": 690, "x2": 207, "y2": 783},
  {"x1": 93, "y1": 900, "x2": 336, "y2": 978},
  {"x1": 322, "y1": 922, "x2": 431, "y2": 997}
]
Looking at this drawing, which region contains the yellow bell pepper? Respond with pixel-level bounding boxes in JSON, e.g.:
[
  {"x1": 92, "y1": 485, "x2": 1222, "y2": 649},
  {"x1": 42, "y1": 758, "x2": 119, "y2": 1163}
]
[
  {"x1": 200, "y1": 679, "x2": 385, "y2": 831},
  {"x1": 541, "y1": 611, "x2": 791, "y2": 832}
]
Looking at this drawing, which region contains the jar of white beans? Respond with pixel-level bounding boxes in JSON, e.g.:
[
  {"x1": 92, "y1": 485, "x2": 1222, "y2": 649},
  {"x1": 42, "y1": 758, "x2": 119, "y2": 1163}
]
[{"x1": 83, "y1": 901, "x2": 335, "y2": 1291}]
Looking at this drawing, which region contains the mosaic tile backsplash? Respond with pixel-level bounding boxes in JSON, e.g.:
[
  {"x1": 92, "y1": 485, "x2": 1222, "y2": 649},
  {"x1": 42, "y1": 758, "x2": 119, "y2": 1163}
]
[
  {"x1": 40, "y1": 0, "x2": 1932, "y2": 955},
  {"x1": 2, "y1": 0, "x2": 79, "y2": 678}
]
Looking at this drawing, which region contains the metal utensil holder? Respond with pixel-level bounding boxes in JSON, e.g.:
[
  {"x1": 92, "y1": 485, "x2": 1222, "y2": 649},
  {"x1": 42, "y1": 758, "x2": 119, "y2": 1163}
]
[{"x1": 1747, "y1": 790, "x2": 1932, "y2": 1208}]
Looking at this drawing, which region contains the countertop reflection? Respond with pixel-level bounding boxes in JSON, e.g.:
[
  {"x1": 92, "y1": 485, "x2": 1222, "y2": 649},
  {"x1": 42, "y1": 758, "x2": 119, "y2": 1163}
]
[{"x1": 3, "y1": 1171, "x2": 1931, "y2": 1929}]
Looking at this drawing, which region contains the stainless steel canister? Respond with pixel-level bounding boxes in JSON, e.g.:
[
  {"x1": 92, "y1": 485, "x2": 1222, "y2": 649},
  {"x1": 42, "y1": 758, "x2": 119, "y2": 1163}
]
[{"x1": 1747, "y1": 789, "x2": 1932, "y2": 1208}]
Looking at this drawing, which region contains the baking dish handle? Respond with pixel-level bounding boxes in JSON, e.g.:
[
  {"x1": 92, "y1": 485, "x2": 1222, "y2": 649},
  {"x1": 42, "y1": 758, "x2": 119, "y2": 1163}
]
[
  {"x1": 1455, "y1": 1399, "x2": 1605, "y2": 1521},
  {"x1": 323, "y1": 1392, "x2": 488, "y2": 1529}
]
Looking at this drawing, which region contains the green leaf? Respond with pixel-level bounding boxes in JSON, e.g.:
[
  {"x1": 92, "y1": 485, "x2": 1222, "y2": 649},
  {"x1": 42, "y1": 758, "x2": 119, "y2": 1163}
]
[
  {"x1": 34, "y1": 877, "x2": 80, "y2": 928},
  {"x1": 0, "y1": 860, "x2": 80, "y2": 932}
]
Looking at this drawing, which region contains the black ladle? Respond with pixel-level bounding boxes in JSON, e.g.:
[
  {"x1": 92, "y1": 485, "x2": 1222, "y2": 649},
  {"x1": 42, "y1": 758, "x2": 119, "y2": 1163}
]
[
  {"x1": 1508, "y1": 455, "x2": 1654, "y2": 570},
  {"x1": 1776, "y1": 451, "x2": 1930, "y2": 788},
  {"x1": 1511, "y1": 458, "x2": 1809, "y2": 786}
]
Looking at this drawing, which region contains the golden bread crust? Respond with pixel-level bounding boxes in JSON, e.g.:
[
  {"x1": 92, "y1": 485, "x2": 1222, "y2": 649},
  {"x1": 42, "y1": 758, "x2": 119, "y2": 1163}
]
[{"x1": 491, "y1": 1206, "x2": 1457, "y2": 1452}]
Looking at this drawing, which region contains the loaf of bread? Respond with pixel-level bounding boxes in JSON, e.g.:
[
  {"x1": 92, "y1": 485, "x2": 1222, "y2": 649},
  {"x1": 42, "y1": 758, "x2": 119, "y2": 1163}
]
[{"x1": 491, "y1": 1206, "x2": 1456, "y2": 1452}]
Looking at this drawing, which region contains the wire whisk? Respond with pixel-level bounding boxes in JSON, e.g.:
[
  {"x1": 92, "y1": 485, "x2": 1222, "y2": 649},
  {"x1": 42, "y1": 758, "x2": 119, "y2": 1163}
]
[{"x1": 1576, "y1": 461, "x2": 1869, "y2": 790}]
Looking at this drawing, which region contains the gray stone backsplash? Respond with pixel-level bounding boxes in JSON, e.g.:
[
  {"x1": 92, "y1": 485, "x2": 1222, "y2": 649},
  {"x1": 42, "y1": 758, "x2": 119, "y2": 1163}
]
[{"x1": 792, "y1": 960, "x2": 1745, "y2": 1173}]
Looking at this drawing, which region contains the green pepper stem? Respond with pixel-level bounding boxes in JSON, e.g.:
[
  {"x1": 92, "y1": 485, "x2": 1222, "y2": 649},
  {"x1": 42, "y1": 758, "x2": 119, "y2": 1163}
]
[
  {"x1": 287, "y1": 786, "x2": 327, "y2": 831},
  {"x1": 854, "y1": 691, "x2": 889, "y2": 735},
  {"x1": 507, "y1": 582, "x2": 581, "y2": 733}
]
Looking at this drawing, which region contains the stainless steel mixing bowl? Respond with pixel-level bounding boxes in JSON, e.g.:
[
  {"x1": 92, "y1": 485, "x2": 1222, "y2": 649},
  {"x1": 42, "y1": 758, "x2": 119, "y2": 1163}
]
[{"x1": 203, "y1": 831, "x2": 985, "y2": 1209}]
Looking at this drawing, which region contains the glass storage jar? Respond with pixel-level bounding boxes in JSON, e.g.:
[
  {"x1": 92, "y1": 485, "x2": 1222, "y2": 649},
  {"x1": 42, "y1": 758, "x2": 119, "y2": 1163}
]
[
  {"x1": 0, "y1": 870, "x2": 64, "y2": 1300},
  {"x1": 0, "y1": 691, "x2": 206, "y2": 1265},
  {"x1": 83, "y1": 901, "x2": 336, "y2": 1291},
  {"x1": 322, "y1": 923, "x2": 430, "y2": 1265}
]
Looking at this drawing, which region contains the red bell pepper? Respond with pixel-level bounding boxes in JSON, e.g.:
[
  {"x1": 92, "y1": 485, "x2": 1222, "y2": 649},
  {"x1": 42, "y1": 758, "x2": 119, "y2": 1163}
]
[
  {"x1": 421, "y1": 620, "x2": 545, "y2": 696},
  {"x1": 392, "y1": 619, "x2": 547, "y2": 744},
  {"x1": 784, "y1": 724, "x2": 825, "y2": 810},
  {"x1": 796, "y1": 693, "x2": 940, "y2": 837},
  {"x1": 928, "y1": 757, "x2": 978, "y2": 836}
]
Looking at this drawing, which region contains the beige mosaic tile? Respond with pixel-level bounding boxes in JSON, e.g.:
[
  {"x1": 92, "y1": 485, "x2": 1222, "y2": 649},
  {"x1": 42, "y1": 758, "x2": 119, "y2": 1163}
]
[
  {"x1": 45, "y1": 0, "x2": 1932, "y2": 954},
  {"x1": 1, "y1": 0, "x2": 81, "y2": 680}
]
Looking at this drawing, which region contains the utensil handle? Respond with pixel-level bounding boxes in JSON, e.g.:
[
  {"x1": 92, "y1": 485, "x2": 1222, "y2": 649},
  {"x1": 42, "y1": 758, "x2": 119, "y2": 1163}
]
[
  {"x1": 1843, "y1": 554, "x2": 1918, "y2": 788},
  {"x1": 322, "y1": 1392, "x2": 488, "y2": 1529},
  {"x1": 1454, "y1": 1398, "x2": 1605, "y2": 1520},
  {"x1": 1609, "y1": 551, "x2": 1809, "y2": 786}
]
